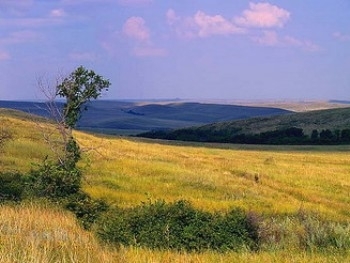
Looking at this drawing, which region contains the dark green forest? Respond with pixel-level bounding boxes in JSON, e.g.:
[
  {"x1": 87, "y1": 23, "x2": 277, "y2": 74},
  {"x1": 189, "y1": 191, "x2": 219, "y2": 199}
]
[{"x1": 138, "y1": 127, "x2": 350, "y2": 145}]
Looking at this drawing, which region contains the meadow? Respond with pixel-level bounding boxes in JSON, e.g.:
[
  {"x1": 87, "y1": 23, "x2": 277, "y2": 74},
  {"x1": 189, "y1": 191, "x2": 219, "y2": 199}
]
[{"x1": 1, "y1": 110, "x2": 350, "y2": 262}]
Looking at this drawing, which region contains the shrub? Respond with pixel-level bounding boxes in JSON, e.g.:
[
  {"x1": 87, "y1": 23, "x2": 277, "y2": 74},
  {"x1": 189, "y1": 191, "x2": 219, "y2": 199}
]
[
  {"x1": 64, "y1": 192, "x2": 109, "y2": 230},
  {"x1": 95, "y1": 200, "x2": 256, "y2": 252},
  {"x1": 26, "y1": 161, "x2": 81, "y2": 199},
  {"x1": 0, "y1": 172, "x2": 24, "y2": 202}
]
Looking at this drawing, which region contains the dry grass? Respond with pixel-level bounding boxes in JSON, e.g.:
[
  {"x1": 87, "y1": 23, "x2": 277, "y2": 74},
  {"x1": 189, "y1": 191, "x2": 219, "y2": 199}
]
[
  {"x1": 1, "y1": 110, "x2": 350, "y2": 262},
  {"x1": 77, "y1": 133, "x2": 350, "y2": 222},
  {"x1": 0, "y1": 203, "x2": 348, "y2": 263},
  {"x1": 0, "y1": 202, "x2": 120, "y2": 263}
]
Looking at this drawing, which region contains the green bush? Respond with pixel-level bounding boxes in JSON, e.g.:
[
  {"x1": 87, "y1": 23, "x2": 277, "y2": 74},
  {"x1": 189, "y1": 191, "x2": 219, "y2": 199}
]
[
  {"x1": 64, "y1": 192, "x2": 109, "y2": 230},
  {"x1": 95, "y1": 200, "x2": 257, "y2": 252},
  {"x1": 26, "y1": 161, "x2": 81, "y2": 199},
  {"x1": 0, "y1": 172, "x2": 24, "y2": 202}
]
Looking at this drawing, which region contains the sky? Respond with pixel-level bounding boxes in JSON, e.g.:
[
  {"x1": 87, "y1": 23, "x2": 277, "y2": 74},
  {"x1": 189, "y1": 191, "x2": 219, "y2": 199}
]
[{"x1": 0, "y1": 0, "x2": 349, "y2": 101}]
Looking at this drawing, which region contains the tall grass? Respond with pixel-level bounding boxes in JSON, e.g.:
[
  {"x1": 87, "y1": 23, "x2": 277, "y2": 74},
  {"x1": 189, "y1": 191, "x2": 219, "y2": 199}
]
[
  {"x1": 1, "y1": 110, "x2": 350, "y2": 262},
  {"x1": 77, "y1": 134, "x2": 350, "y2": 222},
  {"x1": 0, "y1": 203, "x2": 348, "y2": 263},
  {"x1": 0, "y1": 202, "x2": 120, "y2": 263}
]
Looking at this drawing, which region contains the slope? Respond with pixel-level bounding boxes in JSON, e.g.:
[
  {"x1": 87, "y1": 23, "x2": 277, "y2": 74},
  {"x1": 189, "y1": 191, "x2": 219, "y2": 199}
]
[
  {"x1": 0, "y1": 100, "x2": 291, "y2": 135},
  {"x1": 1, "y1": 108, "x2": 350, "y2": 261},
  {"x1": 138, "y1": 107, "x2": 350, "y2": 143}
]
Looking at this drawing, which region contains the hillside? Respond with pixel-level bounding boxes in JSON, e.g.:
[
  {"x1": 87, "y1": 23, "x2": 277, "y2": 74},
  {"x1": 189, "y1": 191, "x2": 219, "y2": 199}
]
[
  {"x1": 1, "y1": 109, "x2": 350, "y2": 261},
  {"x1": 139, "y1": 107, "x2": 350, "y2": 144},
  {"x1": 0, "y1": 100, "x2": 290, "y2": 135}
]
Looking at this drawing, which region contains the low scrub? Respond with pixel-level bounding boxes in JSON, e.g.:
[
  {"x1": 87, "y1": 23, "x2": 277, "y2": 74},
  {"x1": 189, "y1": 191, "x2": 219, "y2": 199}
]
[
  {"x1": 0, "y1": 172, "x2": 24, "y2": 202},
  {"x1": 64, "y1": 192, "x2": 109, "y2": 230},
  {"x1": 95, "y1": 200, "x2": 258, "y2": 252},
  {"x1": 256, "y1": 211, "x2": 350, "y2": 252},
  {"x1": 26, "y1": 161, "x2": 81, "y2": 199}
]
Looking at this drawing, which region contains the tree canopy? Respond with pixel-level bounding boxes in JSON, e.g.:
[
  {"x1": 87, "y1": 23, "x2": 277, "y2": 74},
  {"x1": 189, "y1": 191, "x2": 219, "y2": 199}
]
[{"x1": 56, "y1": 66, "x2": 111, "y2": 128}]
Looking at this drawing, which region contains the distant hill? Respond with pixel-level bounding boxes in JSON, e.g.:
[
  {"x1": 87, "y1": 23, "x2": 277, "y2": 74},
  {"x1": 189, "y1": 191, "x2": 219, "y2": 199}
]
[
  {"x1": 0, "y1": 100, "x2": 291, "y2": 135},
  {"x1": 138, "y1": 107, "x2": 350, "y2": 145}
]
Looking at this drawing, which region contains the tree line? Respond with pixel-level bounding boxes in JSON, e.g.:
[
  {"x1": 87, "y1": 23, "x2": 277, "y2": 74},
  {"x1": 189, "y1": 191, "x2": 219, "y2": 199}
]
[{"x1": 138, "y1": 127, "x2": 350, "y2": 145}]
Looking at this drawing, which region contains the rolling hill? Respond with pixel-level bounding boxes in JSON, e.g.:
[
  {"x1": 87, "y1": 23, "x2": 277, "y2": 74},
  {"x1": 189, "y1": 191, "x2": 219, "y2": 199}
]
[
  {"x1": 139, "y1": 107, "x2": 350, "y2": 144},
  {"x1": 0, "y1": 100, "x2": 291, "y2": 135},
  {"x1": 1, "y1": 106, "x2": 350, "y2": 262}
]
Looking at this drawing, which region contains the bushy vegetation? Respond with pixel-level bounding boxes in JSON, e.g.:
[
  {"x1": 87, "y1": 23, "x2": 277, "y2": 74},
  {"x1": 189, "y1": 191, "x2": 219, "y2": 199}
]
[
  {"x1": 0, "y1": 172, "x2": 24, "y2": 202},
  {"x1": 96, "y1": 200, "x2": 258, "y2": 251},
  {"x1": 139, "y1": 127, "x2": 350, "y2": 145},
  {"x1": 26, "y1": 161, "x2": 82, "y2": 199}
]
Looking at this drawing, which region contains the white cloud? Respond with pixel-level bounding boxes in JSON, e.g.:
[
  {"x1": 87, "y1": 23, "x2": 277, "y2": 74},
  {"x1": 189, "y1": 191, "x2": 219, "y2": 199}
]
[
  {"x1": 167, "y1": 9, "x2": 244, "y2": 39},
  {"x1": 123, "y1": 16, "x2": 150, "y2": 42},
  {"x1": 235, "y1": 2, "x2": 290, "y2": 28},
  {"x1": 49, "y1": 9, "x2": 67, "y2": 18},
  {"x1": 333, "y1": 32, "x2": 350, "y2": 42},
  {"x1": 166, "y1": 9, "x2": 180, "y2": 26},
  {"x1": 194, "y1": 11, "x2": 244, "y2": 37},
  {"x1": 283, "y1": 36, "x2": 321, "y2": 52},
  {"x1": 253, "y1": 30, "x2": 279, "y2": 46},
  {"x1": 253, "y1": 30, "x2": 321, "y2": 52},
  {"x1": 118, "y1": 16, "x2": 167, "y2": 57}
]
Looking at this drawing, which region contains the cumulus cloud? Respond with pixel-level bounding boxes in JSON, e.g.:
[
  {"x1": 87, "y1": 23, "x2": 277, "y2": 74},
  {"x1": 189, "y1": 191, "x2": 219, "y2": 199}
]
[
  {"x1": 235, "y1": 2, "x2": 290, "y2": 28},
  {"x1": 194, "y1": 11, "x2": 244, "y2": 37},
  {"x1": 123, "y1": 16, "x2": 150, "y2": 42},
  {"x1": 120, "y1": 16, "x2": 166, "y2": 57},
  {"x1": 167, "y1": 4, "x2": 320, "y2": 52},
  {"x1": 167, "y1": 9, "x2": 244, "y2": 39}
]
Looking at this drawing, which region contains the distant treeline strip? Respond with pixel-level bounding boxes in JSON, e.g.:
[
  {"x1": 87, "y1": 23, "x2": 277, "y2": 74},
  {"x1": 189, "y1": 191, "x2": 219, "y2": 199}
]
[{"x1": 137, "y1": 127, "x2": 350, "y2": 145}]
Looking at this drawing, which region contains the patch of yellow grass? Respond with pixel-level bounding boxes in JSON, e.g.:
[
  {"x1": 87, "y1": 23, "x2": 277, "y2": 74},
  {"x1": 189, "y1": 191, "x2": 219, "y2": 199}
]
[
  {"x1": 77, "y1": 133, "x2": 350, "y2": 222},
  {"x1": 1, "y1": 202, "x2": 348, "y2": 263},
  {"x1": 0, "y1": 202, "x2": 120, "y2": 263},
  {"x1": 2, "y1": 111, "x2": 350, "y2": 261}
]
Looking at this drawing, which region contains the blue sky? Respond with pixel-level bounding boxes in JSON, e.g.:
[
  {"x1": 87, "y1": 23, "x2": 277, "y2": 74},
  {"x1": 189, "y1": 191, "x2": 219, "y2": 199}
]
[{"x1": 0, "y1": 0, "x2": 349, "y2": 101}]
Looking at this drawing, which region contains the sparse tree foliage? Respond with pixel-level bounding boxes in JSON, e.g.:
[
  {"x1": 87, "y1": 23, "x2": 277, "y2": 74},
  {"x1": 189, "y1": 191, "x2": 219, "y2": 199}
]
[
  {"x1": 54, "y1": 66, "x2": 110, "y2": 169},
  {"x1": 29, "y1": 66, "x2": 111, "y2": 199},
  {"x1": 57, "y1": 66, "x2": 111, "y2": 129}
]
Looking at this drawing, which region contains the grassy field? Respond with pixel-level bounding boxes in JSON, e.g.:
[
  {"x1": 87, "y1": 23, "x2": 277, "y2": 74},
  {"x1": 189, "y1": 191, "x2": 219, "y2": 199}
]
[
  {"x1": 79, "y1": 134, "x2": 350, "y2": 222},
  {"x1": 1, "y1": 109, "x2": 350, "y2": 262}
]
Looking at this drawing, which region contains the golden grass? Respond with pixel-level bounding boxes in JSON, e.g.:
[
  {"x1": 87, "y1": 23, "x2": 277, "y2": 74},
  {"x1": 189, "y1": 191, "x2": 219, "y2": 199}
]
[
  {"x1": 1, "y1": 111, "x2": 350, "y2": 262},
  {"x1": 0, "y1": 202, "x2": 120, "y2": 263},
  {"x1": 0, "y1": 203, "x2": 348, "y2": 263},
  {"x1": 76, "y1": 133, "x2": 350, "y2": 222}
]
